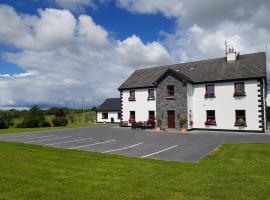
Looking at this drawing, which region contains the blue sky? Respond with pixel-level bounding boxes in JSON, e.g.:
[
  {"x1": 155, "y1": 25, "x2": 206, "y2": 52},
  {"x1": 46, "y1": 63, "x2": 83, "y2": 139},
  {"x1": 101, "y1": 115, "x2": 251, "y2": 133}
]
[{"x1": 0, "y1": 0, "x2": 269, "y2": 108}]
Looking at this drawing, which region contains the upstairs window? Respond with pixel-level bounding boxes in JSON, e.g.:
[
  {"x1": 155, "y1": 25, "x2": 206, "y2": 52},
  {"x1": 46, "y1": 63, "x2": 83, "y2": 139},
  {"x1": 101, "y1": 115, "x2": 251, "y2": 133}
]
[
  {"x1": 148, "y1": 89, "x2": 155, "y2": 100},
  {"x1": 102, "y1": 112, "x2": 108, "y2": 119},
  {"x1": 166, "y1": 85, "x2": 174, "y2": 97},
  {"x1": 129, "y1": 111, "x2": 135, "y2": 123},
  {"x1": 205, "y1": 110, "x2": 216, "y2": 125},
  {"x1": 205, "y1": 84, "x2": 215, "y2": 98},
  {"x1": 234, "y1": 82, "x2": 246, "y2": 97},
  {"x1": 235, "y1": 110, "x2": 246, "y2": 126},
  {"x1": 128, "y1": 90, "x2": 136, "y2": 101}
]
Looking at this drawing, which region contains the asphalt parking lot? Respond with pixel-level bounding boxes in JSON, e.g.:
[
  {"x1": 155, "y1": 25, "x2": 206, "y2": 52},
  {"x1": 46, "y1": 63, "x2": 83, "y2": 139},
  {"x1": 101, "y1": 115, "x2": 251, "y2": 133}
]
[{"x1": 1, "y1": 125, "x2": 270, "y2": 163}]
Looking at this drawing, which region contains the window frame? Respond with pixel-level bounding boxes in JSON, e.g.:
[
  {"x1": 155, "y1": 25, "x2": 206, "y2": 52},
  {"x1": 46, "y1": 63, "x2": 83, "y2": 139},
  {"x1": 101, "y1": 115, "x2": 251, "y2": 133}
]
[
  {"x1": 129, "y1": 111, "x2": 136, "y2": 123},
  {"x1": 235, "y1": 110, "x2": 246, "y2": 126},
  {"x1": 148, "y1": 111, "x2": 155, "y2": 120},
  {"x1": 234, "y1": 82, "x2": 246, "y2": 97},
  {"x1": 102, "y1": 112, "x2": 108, "y2": 119},
  {"x1": 166, "y1": 85, "x2": 175, "y2": 98},
  {"x1": 148, "y1": 89, "x2": 155, "y2": 100},
  {"x1": 205, "y1": 110, "x2": 216, "y2": 125},
  {"x1": 117, "y1": 112, "x2": 121, "y2": 120},
  {"x1": 128, "y1": 90, "x2": 136, "y2": 101},
  {"x1": 205, "y1": 84, "x2": 215, "y2": 98}
]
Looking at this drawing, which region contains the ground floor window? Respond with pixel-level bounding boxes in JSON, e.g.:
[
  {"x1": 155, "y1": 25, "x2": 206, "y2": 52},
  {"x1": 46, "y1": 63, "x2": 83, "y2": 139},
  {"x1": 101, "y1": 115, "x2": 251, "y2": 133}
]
[
  {"x1": 148, "y1": 111, "x2": 155, "y2": 120},
  {"x1": 235, "y1": 110, "x2": 246, "y2": 126},
  {"x1": 102, "y1": 112, "x2": 108, "y2": 119},
  {"x1": 118, "y1": 112, "x2": 121, "y2": 119},
  {"x1": 205, "y1": 110, "x2": 216, "y2": 125},
  {"x1": 129, "y1": 111, "x2": 135, "y2": 123}
]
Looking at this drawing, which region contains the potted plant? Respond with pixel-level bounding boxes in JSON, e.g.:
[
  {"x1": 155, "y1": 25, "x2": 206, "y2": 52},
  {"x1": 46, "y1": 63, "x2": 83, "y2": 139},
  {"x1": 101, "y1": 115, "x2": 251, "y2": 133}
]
[
  {"x1": 179, "y1": 115, "x2": 187, "y2": 133},
  {"x1": 156, "y1": 116, "x2": 162, "y2": 131}
]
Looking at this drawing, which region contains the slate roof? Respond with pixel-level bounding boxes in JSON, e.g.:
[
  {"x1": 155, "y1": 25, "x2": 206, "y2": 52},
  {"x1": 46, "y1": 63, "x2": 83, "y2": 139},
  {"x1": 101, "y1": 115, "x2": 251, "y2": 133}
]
[
  {"x1": 118, "y1": 52, "x2": 266, "y2": 90},
  {"x1": 96, "y1": 98, "x2": 121, "y2": 112}
]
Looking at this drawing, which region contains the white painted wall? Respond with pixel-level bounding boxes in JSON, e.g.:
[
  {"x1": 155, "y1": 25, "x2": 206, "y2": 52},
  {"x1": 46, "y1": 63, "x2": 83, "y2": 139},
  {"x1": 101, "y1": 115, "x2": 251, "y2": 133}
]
[
  {"x1": 97, "y1": 111, "x2": 120, "y2": 123},
  {"x1": 122, "y1": 88, "x2": 156, "y2": 124},
  {"x1": 187, "y1": 83, "x2": 194, "y2": 129},
  {"x1": 190, "y1": 79, "x2": 261, "y2": 131}
]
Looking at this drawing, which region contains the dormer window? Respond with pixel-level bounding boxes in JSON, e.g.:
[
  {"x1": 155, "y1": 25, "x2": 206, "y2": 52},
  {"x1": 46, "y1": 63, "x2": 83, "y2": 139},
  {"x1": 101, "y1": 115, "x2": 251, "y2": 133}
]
[
  {"x1": 128, "y1": 90, "x2": 136, "y2": 101},
  {"x1": 205, "y1": 84, "x2": 215, "y2": 98},
  {"x1": 148, "y1": 89, "x2": 155, "y2": 100},
  {"x1": 166, "y1": 85, "x2": 174, "y2": 98},
  {"x1": 234, "y1": 82, "x2": 246, "y2": 97}
]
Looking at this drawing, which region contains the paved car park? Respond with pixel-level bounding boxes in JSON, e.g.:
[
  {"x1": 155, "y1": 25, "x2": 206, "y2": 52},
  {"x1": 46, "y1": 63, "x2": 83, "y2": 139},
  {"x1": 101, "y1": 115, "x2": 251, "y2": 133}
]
[{"x1": 1, "y1": 125, "x2": 270, "y2": 162}]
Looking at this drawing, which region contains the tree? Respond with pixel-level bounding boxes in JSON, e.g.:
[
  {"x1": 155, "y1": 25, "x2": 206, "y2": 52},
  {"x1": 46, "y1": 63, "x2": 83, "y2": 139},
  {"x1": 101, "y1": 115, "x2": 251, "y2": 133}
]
[
  {"x1": 19, "y1": 105, "x2": 46, "y2": 128},
  {"x1": 0, "y1": 111, "x2": 13, "y2": 129},
  {"x1": 52, "y1": 108, "x2": 68, "y2": 127}
]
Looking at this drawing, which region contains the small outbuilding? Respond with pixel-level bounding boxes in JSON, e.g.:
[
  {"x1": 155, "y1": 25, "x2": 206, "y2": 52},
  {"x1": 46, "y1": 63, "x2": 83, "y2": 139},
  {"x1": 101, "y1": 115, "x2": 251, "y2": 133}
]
[{"x1": 96, "y1": 98, "x2": 121, "y2": 123}]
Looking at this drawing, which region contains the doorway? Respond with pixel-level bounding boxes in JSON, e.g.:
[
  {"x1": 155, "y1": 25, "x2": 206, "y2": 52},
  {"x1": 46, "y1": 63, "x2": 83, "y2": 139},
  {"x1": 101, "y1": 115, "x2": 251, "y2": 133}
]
[{"x1": 167, "y1": 111, "x2": 175, "y2": 128}]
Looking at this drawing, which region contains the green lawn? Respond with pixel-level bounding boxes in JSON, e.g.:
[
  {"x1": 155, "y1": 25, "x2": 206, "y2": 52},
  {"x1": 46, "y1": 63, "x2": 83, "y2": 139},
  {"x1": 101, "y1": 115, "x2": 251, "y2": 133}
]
[
  {"x1": 0, "y1": 142, "x2": 270, "y2": 199},
  {"x1": 0, "y1": 122, "x2": 103, "y2": 135}
]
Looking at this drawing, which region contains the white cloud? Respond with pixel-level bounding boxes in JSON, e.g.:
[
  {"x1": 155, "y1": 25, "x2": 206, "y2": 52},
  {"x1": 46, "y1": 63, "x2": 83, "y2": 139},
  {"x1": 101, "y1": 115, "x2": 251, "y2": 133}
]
[{"x1": 0, "y1": 5, "x2": 170, "y2": 107}]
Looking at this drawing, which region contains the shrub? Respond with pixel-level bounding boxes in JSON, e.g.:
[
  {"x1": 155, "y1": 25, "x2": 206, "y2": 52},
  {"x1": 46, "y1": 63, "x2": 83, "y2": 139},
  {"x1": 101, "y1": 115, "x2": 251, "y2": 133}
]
[
  {"x1": 68, "y1": 115, "x2": 75, "y2": 123},
  {"x1": 52, "y1": 117, "x2": 68, "y2": 127},
  {"x1": 156, "y1": 116, "x2": 162, "y2": 128},
  {"x1": 19, "y1": 105, "x2": 46, "y2": 128},
  {"x1": 179, "y1": 115, "x2": 187, "y2": 128},
  {"x1": 0, "y1": 111, "x2": 13, "y2": 129},
  {"x1": 41, "y1": 121, "x2": 51, "y2": 127}
]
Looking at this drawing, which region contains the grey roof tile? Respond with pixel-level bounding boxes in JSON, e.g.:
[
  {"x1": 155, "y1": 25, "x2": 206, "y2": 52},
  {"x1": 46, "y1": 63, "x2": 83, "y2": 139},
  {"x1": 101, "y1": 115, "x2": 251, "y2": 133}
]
[
  {"x1": 118, "y1": 52, "x2": 266, "y2": 90},
  {"x1": 96, "y1": 98, "x2": 120, "y2": 112}
]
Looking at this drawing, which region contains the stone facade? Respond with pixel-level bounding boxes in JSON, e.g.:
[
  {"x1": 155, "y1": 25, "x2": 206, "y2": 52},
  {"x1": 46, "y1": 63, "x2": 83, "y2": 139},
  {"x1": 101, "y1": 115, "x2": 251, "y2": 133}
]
[{"x1": 156, "y1": 74, "x2": 188, "y2": 130}]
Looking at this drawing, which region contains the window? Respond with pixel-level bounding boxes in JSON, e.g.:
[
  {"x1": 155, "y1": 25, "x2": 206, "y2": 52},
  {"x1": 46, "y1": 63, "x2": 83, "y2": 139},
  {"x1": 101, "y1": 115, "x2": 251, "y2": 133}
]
[
  {"x1": 118, "y1": 112, "x2": 121, "y2": 119},
  {"x1": 129, "y1": 90, "x2": 136, "y2": 101},
  {"x1": 166, "y1": 85, "x2": 174, "y2": 97},
  {"x1": 102, "y1": 112, "x2": 108, "y2": 119},
  {"x1": 235, "y1": 110, "x2": 246, "y2": 126},
  {"x1": 129, "y1": 111, "x2": 135, "y2": 123},
  {"x1": 148, "y1": 111, "x2": 155, "y2": 120},
  {"x1": 148, "y1": 89, "x2": 155, "y2": 100},
  {"x1": 205, "y1": 84, "x2": 215, "y2": 98},
  {"x1": 234, "y1": 82, "x2": 246, "y2": 97},
  {"x1": 205, "y1": 110, "x2": 216, "y2": 125}
]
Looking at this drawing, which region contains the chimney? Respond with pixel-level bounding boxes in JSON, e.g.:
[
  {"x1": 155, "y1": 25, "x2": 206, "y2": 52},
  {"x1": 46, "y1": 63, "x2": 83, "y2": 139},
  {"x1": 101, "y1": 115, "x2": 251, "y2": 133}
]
[{"x1": 226, "y1": 46, "x2": 236, "y2": 62}]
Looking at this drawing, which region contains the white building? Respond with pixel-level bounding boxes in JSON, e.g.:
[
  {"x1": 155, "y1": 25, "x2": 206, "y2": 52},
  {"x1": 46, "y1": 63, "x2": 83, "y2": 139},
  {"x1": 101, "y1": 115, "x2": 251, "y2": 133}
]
[
  {"x1": 96, "y1": 98, "x2": 121, "y2": 123},
  {"x1": 118, "y1": 50, "x2": 267, "y2": 133}
]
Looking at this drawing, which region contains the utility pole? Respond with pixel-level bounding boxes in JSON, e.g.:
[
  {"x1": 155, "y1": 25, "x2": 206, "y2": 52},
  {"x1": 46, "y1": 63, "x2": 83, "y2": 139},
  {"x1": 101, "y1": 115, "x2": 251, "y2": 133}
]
[{"x1": 82, "y1": 97, "x2": 85, "y2": 123}]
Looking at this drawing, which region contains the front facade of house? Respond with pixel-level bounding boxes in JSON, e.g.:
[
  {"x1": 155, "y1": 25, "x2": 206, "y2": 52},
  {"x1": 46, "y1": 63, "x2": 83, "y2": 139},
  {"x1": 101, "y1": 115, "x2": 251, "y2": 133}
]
[
  {"x1": 96, "y1": 98, "x2": 121, "y2": 123},
  {"x1": 118, "y1": 51, "x2": 267, "y2": 132}
]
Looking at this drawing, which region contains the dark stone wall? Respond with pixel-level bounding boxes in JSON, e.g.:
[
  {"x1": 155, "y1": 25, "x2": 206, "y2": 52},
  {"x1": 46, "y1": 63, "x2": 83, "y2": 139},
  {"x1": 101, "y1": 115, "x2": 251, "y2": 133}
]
[{"x1": 156, "y1": 75, "x2": 188, "y2": 130}]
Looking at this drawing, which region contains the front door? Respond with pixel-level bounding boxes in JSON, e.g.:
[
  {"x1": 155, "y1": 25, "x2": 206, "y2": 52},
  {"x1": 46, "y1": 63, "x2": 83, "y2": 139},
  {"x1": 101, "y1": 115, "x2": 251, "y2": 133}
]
[{"x1": 167, "y1": 111, "x2": 175, "y2": 128}]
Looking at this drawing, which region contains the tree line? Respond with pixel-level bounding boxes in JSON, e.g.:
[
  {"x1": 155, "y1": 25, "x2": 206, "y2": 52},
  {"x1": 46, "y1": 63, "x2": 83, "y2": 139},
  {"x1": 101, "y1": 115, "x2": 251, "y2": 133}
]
[{"x1": 0, "y1": 105, "x2": 96, "y2": 129}]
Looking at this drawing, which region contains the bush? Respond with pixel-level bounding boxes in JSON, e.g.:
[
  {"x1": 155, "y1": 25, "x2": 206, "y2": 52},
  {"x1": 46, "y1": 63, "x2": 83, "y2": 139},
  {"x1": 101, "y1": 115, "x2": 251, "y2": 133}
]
[
  {"x1": 68, "y1": 115, "x2": 75, "y2": 123},
  {"x1": 19, "y1": 105, "x2": 46, "y2": 128},
  {"x1": 179, "y1": 115, "x2": 187, "y2": 128},
  {"x1": 52, "y1": 117, "x2": 68, "y2": 127},
  {"x1": 41, "y1": 121, "x2": 51, "y2": 127},
  {"x1": 0, "y1": 111, "x2": 13, "y2": 129}
]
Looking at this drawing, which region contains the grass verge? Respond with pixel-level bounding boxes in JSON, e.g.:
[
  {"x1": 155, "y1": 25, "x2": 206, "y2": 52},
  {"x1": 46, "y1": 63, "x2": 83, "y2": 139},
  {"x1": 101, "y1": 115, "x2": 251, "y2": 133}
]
[
  {"x1": 0, "y1": 122, "x2": 103, "y2": 135},
  {"x1": 0, "y1": 142, "x2": 270, "y2": 199}
]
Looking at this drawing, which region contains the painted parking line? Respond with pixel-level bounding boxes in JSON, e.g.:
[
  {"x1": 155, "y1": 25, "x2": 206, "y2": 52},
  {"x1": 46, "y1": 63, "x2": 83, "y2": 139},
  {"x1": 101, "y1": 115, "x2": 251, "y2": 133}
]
[
  {"x1": 46, "y1": 138, "x2": 93, "y2": 146},
  {"x1": 69, "y1": 140, "x2": 116, "y2": 149},
  {"x1": 8, "y1": 135, "x2": 55, "y2": 141},
  {"x1": 102, "y1": 142, "x2": 144, "y2": 153},
  {"x1": 140, "y1": 145, "x2": 178, "y2": 158},
  {"x1": 23, "y1": 136, "x2": 72, "y2": 142}
]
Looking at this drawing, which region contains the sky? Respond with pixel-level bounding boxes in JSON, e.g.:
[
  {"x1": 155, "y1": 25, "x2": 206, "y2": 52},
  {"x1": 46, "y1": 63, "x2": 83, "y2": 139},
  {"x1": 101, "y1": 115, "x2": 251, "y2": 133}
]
[{"x1": 0, "y1": 0, "x2": 269, "y2": 109}]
